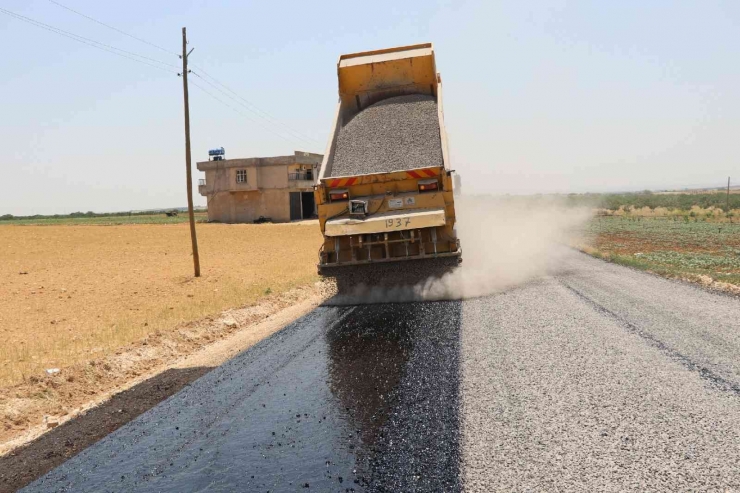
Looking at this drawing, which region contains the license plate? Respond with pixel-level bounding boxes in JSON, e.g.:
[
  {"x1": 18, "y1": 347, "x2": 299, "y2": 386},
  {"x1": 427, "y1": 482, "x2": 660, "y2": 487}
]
[{"x1": 385, "y1": 217, "x2": 412, "y2": 229}]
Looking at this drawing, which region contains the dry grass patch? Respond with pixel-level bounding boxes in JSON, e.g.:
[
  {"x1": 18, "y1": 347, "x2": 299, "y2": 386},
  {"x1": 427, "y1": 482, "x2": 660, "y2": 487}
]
[{"x1": 0, "y1": 222, "x2": 322, "y2": 386}]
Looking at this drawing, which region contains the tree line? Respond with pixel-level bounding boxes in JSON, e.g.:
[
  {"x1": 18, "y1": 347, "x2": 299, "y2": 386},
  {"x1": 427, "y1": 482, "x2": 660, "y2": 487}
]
[
  {"x1": 563, "y1": 191, "x2": 740, "y2": 211},
  {"x1": 0, "y1": 210, "x2": 181, "y2": 221}
]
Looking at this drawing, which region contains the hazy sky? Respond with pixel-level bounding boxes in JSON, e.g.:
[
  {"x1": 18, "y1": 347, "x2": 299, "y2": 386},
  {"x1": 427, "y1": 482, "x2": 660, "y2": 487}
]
[{"x1": 1, "y1": 0, "x2": 738, "y2": 215}]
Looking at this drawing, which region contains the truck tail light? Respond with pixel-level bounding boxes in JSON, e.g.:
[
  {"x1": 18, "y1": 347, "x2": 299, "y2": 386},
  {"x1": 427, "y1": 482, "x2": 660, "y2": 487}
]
[
  {"x1": 329, "y1": 189, "x2": 349, "y2": 201},
  {"x1": 418, "y1": 179, "x2": 439, "y2": 192}
]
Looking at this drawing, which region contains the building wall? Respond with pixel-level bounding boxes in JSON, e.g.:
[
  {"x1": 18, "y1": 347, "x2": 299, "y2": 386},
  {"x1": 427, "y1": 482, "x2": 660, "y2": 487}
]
[
  {"x1": 204, "y1": 167, "x2": 258, "y2": 191},
  {"x1": 259, "y1": 166, "x2": 288, "y2": 189},
  {"x1": 207, "y1": 189, "x2": 290, "y2": 223}
]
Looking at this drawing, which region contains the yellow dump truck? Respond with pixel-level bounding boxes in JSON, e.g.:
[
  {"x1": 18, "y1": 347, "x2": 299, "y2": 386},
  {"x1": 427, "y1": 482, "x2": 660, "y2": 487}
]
[{"x1": 315, "y1": 43, "x2": 461, "y2": 275}]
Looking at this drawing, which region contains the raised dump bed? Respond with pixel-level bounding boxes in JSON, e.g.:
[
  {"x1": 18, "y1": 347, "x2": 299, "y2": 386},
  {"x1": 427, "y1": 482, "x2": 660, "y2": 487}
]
[
  {"x1": 315, "y1": 43, "x2": 461, "y2": 274},
  {"x1": 329, "y1": 94, "x2": 443, "y2": 177}
]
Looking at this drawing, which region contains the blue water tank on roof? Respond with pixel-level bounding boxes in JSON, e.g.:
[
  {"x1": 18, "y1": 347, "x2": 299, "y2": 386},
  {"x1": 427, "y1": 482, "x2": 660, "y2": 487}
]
[{"x1": 208, "y1": 147, "x2": 225, "y2": 156}]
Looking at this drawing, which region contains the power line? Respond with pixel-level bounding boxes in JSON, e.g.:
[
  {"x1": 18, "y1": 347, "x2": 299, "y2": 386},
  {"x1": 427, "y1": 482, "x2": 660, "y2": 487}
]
[
  {"x1": 190, "y1": 71, "x2": 320, "y2": 149},
  {"x1": 191, "y1": 66, "x2": 323, "y2": 148},
  {"x1": 0, "y1": 7, "x2": 179, "y2": 72},
  {"x1": 189, "y1": 79, "x2": 316, "y2": 149},
  {"x1": 39, "y1": 0, "x2": 322, "y2": 151},
  {"x1": 190, "y1": 79, "x2": 312, "y2": 148},
  {"x1": 47, "y1": 0, "x2": 180, "y2": 57},
  {"x1": 4, "y1": 3, "x2": 323, "y2": 151},
  {"x1": 192, "y1": 66, "x2": 323, "y2": 147}
]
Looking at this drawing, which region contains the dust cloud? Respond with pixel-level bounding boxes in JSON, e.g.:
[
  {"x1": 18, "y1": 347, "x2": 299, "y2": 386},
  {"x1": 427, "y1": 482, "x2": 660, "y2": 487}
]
[{"x1": 328, "y1": 196, "x2": 592, "y2": 305}]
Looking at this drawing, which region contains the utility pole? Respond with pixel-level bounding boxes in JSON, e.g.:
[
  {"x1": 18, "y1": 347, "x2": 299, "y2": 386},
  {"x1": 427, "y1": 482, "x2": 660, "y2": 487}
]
[
  {"x1": 728, "y1": 176, "x2": 731, "y2": 213},
  {"x1": 181, "y1": 27, "x2": 200, "y2": 277}
]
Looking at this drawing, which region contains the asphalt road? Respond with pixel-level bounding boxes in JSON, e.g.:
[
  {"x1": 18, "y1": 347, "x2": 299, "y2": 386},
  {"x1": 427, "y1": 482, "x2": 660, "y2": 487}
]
[{"x1": 24, "y1": 251, "x2": 740, "y2": 492}]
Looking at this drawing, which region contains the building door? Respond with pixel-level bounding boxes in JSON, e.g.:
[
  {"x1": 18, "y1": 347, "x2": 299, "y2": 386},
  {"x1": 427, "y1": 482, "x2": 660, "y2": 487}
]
[
  {"x1": 301, "y1": 192, "x2": 315, "y2": 219},
  {"x1": 289, "y1": 192, "x2": 302, "y2": 220}
]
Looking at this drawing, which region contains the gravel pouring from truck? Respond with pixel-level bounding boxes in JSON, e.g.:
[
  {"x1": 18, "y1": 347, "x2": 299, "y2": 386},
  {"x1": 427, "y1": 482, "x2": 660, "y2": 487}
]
[{"x1": 315, "y1": 43, "x2": 461, "y2": 273}]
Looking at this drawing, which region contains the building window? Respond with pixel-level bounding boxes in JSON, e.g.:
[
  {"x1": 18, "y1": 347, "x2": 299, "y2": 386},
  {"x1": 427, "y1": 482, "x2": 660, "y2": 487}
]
[{"x1": 236, "y1": 169, "x2": 247, "y2": 183}]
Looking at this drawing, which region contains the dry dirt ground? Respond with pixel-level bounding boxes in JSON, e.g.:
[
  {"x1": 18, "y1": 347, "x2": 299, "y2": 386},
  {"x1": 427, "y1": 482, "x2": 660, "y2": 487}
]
[
  {"x1": 1, "y1": 222, "x2": 322, "y2": 386},
  {"x1": 0, "y1": 222, "x2": 330, "y2": 479}
]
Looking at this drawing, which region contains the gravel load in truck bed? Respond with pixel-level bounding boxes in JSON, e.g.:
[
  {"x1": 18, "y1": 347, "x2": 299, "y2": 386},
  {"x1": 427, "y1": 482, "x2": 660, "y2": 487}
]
[{"x1": 329, "y1": 94, "x2": 443, "y2": 177}]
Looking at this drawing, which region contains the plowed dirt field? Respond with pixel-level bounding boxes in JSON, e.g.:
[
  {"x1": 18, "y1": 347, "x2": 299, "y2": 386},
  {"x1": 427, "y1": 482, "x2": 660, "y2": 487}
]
[{"x1": 0, "y1": 222, "x2": 322, "y2": 387}]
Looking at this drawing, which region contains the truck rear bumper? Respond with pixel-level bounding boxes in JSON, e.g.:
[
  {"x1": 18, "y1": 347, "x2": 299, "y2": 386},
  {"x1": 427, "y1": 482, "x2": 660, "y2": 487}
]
[
  {"x1": 318, "y1": 245, "x2": 461, "y2": 270},
  {"x1": 324, "y1": 208, "x2": 446, "y2": 237}
]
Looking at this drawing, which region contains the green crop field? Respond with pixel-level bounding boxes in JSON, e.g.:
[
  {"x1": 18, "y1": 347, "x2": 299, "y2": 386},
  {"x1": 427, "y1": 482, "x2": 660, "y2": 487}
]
[{"x1": 582, "y1": 216, "x2": 740, "y2": 288}]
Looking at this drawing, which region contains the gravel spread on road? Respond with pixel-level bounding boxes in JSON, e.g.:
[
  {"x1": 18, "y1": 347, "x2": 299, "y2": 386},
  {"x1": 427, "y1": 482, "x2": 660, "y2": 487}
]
[
  {"x1": 329, "y1": 94, "x2": 443, "y2": 177},
  {"x1": 462, "y1": 254, "x2": 740, "y2": 491}
]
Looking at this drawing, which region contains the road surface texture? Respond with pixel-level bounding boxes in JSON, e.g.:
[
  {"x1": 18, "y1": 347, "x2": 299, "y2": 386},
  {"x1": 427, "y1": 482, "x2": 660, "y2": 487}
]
[{"x1": 24, "y1": 251, "x2": 740, "y2": 492}]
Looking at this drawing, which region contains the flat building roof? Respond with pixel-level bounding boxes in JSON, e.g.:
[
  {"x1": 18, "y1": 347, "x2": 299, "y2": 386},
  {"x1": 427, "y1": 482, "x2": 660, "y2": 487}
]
[{"x1": 197, "y1": 151, "x2": 322, "y2": 171}]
